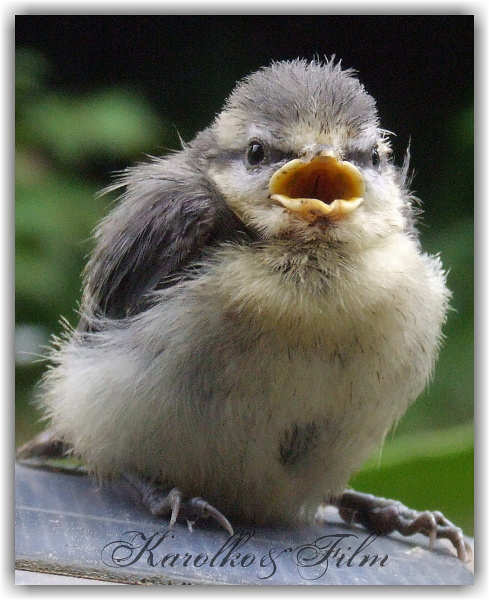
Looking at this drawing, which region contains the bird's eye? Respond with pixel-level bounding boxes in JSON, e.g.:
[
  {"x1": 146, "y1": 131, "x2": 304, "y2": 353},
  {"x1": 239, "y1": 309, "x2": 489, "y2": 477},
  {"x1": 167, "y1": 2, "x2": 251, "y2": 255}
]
[
  {"x1": 247, "y1": 140, "x2": 266, "y2": 166},
  {"x1": 371, "y1": 146, "x2": 380, "y2": 167}
]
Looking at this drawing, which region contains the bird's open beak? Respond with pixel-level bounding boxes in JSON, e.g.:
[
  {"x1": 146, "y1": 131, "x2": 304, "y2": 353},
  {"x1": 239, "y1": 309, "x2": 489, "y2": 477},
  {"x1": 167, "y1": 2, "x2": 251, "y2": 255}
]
[{"x1": 269, "y1": 154, "x2": 364, "y2": 223}]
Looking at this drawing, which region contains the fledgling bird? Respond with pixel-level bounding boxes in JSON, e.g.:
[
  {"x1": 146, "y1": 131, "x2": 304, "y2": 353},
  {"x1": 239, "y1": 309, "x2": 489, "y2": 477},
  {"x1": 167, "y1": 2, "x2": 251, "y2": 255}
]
[{"x1": 22, "y1": 59, "x2": 470, "y2": 560}]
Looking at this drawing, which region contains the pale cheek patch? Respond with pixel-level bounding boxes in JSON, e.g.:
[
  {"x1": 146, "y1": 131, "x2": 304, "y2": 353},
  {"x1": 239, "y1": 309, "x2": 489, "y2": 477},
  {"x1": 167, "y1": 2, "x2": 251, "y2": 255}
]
[
  {"x1": 208, "y1": 163, "x2": 271, "y2": 223},
  {"x1": 372, "y1": 175, "x2": 405, "y2": 229},
  {"x1": 209, "y1": 165, "x2": 302, "y2": 239}
]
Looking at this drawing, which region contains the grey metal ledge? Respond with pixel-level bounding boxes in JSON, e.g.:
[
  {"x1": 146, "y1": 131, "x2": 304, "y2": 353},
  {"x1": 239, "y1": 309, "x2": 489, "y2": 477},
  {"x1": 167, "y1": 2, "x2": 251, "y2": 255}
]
[{"x1": 15, "y1": 462, "x2": 474, "y2": 585}]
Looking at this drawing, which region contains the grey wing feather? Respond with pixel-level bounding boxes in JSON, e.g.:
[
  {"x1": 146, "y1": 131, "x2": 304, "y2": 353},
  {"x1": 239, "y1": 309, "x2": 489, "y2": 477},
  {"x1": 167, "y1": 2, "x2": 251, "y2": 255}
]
[{"x1": 79, "y1": 153, "x2": 250, "y2": 329}]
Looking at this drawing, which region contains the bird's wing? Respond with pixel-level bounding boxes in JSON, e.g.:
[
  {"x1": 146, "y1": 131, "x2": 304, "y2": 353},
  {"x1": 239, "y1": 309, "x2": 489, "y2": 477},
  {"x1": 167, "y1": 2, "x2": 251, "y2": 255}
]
[{"x1": 80, "y1": 157, "x2": 249, "y2": 328}]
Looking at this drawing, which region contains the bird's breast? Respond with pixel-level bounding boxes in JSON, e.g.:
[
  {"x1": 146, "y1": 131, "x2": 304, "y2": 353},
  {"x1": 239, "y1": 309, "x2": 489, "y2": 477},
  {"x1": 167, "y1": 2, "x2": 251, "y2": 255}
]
[{"x1": 132, "y1": 231, "x2": 448, "y2": 521}]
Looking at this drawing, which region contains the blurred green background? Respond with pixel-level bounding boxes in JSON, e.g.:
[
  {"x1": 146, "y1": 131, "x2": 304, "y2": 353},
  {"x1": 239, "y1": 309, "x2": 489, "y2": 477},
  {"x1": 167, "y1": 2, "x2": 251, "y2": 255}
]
[{"x1": 15, "y1": 17, "x2": 473, "y2": 534}]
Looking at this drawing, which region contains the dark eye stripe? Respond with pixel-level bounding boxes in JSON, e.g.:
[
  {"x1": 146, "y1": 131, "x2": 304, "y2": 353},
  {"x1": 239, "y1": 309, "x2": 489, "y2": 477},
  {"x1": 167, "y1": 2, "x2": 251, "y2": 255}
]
[
  {"x1": 346, "y1": 146, "x2": 382, "y2": 168},
  {"x1": 213, "y1": 147, "x2": 294, "y2": 165},
  {"x1": 269, "y1": 148, "x2": 295, "y2": 163}
]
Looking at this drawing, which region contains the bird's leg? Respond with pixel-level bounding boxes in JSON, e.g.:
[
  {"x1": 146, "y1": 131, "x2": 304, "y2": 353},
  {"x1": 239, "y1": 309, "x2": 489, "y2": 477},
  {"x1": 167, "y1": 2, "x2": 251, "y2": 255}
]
[
  {"x1": 16, "y1": 431, "x2": 234, "y2": 535},
  {"x1": 122, "y1": 473, "x2": 234, "y2": 536},
  {"x1": 332, "y1": 489, "x2": 472, "y2": 562},
  {"x1": 16, "y1": 428, "x2": 70, "y2": 460}
]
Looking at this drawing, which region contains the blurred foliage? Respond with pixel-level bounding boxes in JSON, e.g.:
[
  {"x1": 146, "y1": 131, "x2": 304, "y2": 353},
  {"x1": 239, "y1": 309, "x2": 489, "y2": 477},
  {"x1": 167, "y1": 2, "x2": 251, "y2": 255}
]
[
  {"x1": 20, "y1": 89, "x2": 163, "y2": 166},
  {"x1": 16, "y1": 48, "x2": 167, "y2": 332},
  {"x1": 15, "y1": 48, "x2": 473, "y2": 534},
  {"x1": 15, "y1": 48, "x2": 169, "y2": 440},
  {"x1": 351, "y1": 424, "x2": 474, "y2": 535}
]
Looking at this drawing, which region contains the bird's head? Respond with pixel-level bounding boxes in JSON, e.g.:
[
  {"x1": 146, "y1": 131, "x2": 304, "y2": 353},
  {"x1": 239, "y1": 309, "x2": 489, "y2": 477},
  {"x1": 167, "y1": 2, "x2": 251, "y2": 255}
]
[{"x1": 200, "y1": 59, "x2": 411, "y2": 249}]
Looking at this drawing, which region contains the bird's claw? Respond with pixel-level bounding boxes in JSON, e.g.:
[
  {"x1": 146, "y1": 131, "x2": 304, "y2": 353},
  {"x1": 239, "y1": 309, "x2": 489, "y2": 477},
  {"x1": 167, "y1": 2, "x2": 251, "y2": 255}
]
[
  {"x1": 173, "y1": 495, "x2": 234, "y2": 536},
  {"x1": 124, "y1": 474, "x2": 234, "y2": 536},
  {"x1": 185, "y1": 497, "x2": 235, "y2": 536},
  {"x1": 335, "y1": 490, "x2": 472, "y2": 562}
]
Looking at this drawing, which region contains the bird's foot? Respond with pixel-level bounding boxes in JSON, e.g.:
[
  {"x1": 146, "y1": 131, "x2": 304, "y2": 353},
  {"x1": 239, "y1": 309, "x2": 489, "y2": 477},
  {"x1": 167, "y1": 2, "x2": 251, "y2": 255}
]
[
  {"x1": 123, "y1": 473, "x2": 234, "y2": 536},
  {"x1": 16, "y1": 428, "x2": 69, "y2": 460},
  {"x1": 334, "y1": 489, "x2": 472, "y2": 562}
]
